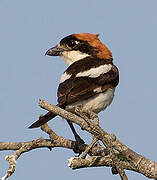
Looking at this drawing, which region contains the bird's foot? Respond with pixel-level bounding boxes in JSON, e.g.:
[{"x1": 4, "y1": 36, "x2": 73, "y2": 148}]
[{"x1": 73, "y1": 135, "x2": 85, "y2": 155}]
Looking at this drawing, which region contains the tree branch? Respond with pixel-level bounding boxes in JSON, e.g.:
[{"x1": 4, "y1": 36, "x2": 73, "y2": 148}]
[
  {"x1": 39, "y1": 99, "x2": 157, "y2": 179},
  {"x1": 0, "y1": 99, "x2": 157, "y2": 179},
  {"x1": 0, "y1": 125, "x2": 106, "y2": 179}
]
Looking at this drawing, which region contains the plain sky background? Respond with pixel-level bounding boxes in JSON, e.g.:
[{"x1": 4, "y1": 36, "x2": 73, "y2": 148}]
[{"x1": 0, "y1": 0, "x2": 157, "y2": 179}]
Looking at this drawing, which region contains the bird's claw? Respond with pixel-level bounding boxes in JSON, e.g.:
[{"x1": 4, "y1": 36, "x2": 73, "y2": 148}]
[{"x1": 73, "y1": 136, "x2": 85, "y2": 154}]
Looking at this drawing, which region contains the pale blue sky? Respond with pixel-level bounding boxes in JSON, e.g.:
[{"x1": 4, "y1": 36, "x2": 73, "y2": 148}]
[{"x1": 0, "y1": 0, "x2": 157, "y2": 179}]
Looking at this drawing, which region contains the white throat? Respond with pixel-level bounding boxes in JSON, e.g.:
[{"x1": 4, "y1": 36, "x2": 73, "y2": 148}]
[{"x1": 61, "y1": 50, "x2": 90, "y2": 66}]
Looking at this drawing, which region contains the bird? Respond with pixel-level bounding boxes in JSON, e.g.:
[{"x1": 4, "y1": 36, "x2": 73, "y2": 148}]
[{"x1": 29, "y1": 33, "x2": 119, "y2": 145}]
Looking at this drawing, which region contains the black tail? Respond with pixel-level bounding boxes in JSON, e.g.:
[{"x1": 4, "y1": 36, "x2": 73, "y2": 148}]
[{"x1": 28, "y1": 111, "x2": 57, "y2": 128}]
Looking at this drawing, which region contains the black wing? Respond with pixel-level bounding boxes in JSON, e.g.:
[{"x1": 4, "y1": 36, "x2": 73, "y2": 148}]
[{"x1": 57, "y1": 65, "x2": 119, "y2": 106}]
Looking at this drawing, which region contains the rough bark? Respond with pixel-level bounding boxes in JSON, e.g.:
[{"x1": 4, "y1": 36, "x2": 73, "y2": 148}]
[{"x1": 0, "y1": 100, "x2": 157, "y2": 180}]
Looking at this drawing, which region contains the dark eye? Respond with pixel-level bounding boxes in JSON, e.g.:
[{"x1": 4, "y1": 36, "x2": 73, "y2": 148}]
[{"x1": 67, "y1": 40, "x2": 78, "y2": 48}]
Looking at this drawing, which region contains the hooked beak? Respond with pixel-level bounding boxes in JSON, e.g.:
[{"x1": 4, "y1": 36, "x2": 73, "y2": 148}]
[{"x1": 45, "y1": 45, "x2": 64, "y2": 56}]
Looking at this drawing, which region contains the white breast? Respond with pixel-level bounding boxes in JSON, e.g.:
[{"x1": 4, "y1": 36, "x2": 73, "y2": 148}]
[{"x1": 66, "y1": 88, "x2": 115, "y2": 114}]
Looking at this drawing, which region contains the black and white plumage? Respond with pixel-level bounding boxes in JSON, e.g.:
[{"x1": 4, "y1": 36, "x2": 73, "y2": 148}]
[{"x1": 29, "y1": 33, "x2": 119, "y2": 129}]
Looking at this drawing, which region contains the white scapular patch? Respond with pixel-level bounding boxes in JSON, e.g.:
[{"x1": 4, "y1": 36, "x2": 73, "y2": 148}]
[
  {"x1": 61, "y1": 50, "x2": 90, "y2": 66},
  {"x1": 60, "y1": 72, "x2": 72, "y2": 83},
  {"x1": 76, "y1": 64, "x2": 112, "y2": 78},
  {"x1": 93, "y1": 87, "x2": 102, "y2": 93}
]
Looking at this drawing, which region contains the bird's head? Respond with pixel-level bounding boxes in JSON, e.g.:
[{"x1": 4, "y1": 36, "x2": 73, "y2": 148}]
[{"x1": 45, "y1": 33, "x2": 112, "y2": 65}]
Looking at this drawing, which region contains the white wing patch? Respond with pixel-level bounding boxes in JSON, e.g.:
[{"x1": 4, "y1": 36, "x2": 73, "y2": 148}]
[
  {"x1": 60, "y1": 72, "x2": 72, "y2": 83},
  {"x1": 76, "y1": 64, "x2": 112, "y2": 78},
  {"x1": 93, "y1": 87, "x2": 102, "y2": 93}
]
